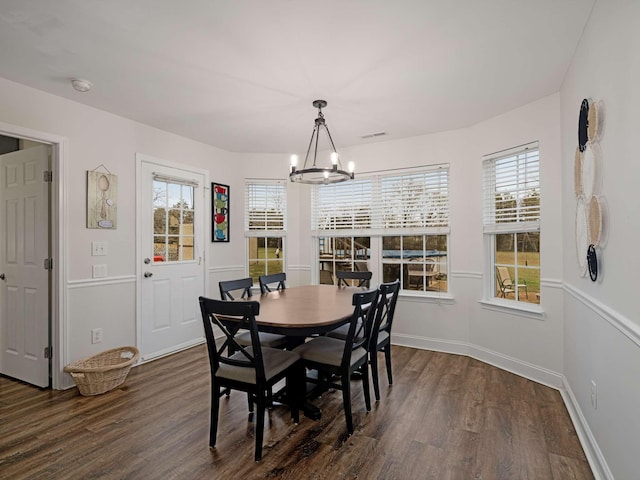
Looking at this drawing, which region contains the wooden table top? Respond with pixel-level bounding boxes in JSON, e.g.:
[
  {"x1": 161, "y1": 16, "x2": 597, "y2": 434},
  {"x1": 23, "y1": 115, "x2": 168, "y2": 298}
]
[{"x1": 239, "y1": 284, "x2": 368, "y2": 336}]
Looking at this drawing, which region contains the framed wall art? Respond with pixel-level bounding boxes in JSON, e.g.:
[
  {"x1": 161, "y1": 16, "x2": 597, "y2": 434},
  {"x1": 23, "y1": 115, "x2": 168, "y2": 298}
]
[
  {"x1": 87, "y1": 169, "x2": 118, "y2": 229},
  {"x1": 211, "y1": 182, "x2": 230, "y2": 242}
]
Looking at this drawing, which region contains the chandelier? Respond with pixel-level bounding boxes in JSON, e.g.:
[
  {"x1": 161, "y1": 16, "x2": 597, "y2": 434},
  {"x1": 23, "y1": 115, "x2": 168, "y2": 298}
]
[{"x1": 289, "y1": 100, "x2": 354, "y2": 184}]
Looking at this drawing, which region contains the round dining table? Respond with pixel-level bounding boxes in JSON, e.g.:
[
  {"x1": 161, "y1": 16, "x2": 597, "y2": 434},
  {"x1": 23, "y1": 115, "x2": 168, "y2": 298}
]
[
  {"x1": 238, "y1": 284, "x2": 368, "y2": 337},
  {"x1": 235, "y1": 284, "x2": 373, "y2": 419}
]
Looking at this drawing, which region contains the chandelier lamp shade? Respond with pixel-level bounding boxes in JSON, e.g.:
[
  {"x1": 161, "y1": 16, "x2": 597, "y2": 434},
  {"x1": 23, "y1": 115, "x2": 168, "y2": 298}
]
[{"x1": 289, "y1": 100, "x2": 355, "y2": 184}]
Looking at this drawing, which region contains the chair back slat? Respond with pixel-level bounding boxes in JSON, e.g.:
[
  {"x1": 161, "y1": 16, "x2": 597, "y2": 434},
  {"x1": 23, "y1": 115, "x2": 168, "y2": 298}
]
[
  {"x1": 336, "y1": 270, "x2": 373, "y2": 287},
  {"x1": 370, "y1": 280, "x2": 400, "y2": 349},
  {"x1": 342, "y1": 289, "x2": 379, "y2": 365},
  {"x1": 258, "y1": 272, "x2": 286, "y2": 294},
  {"x1": 219, "y1": 277, "x2": 253, "y2": 300}
]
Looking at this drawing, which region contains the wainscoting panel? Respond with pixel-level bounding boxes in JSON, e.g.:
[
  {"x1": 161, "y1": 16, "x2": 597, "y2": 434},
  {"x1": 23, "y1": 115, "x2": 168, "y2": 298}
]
[{"x1": 64, "y1": 276, "x2": 136, "y2": 389}]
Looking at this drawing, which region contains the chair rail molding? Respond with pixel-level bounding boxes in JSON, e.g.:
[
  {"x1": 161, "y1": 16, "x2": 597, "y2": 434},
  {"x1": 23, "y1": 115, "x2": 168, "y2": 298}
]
[
  {"x1": 564, "y1": 282, "x2": 640, "y2": 348},
  {"x1": 450, "y1": 270, "x2": 482, "y2": 279},
  {"x1": 67, "y1": 275, "x2": 137, "y2": 289},
  {"x1": 540, "y1": 278, "x2": 563, "y2": 289},
  {"x1": 287, "y1": 264, "x2": 311, "y2": 272},
  {"x1": 208, "y1": 265, "x2": 244, "y2": 274}
]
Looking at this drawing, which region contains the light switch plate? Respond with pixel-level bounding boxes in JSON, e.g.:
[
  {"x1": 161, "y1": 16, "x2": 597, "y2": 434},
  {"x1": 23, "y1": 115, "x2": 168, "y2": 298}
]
[
  {"x1": 92, "y1": 264, "x2": 107, "y2": 278},
  {"x1": 92, "y1": 241, "x2": 108, "y2": 256},
  {"x1": 91, "y1": 328, "x2": 103, "y2": 344}
]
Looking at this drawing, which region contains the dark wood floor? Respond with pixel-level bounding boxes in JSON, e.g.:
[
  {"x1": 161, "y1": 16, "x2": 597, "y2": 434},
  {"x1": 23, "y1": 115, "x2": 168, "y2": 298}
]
[{"x1": 0, "y1": 345, "x2": 594, "y2": 479}]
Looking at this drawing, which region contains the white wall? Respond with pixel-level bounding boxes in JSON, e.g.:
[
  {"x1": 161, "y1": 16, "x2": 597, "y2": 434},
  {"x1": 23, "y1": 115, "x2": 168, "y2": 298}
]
[
  {"x1": 0, "y1": 76, "x2": 232, "y2": 380},
  {"x1": 560, "y1": 1, "x2": 640, "y2": 478}
]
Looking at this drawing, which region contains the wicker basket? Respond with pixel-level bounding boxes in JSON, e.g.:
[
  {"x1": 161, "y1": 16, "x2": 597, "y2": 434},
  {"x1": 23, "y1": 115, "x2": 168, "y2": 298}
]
[{"x1": 64, "y1": 346, "x2": 139, "y2": 396}]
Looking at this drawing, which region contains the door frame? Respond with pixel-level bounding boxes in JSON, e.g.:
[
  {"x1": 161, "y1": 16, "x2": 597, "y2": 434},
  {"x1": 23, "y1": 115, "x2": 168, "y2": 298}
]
[
  {"x1": 135, "y1": 153, "x2": 209, "y2": 361},
  {"x1": 0, "y1": 121, "x2": 67, "y2": 389}
]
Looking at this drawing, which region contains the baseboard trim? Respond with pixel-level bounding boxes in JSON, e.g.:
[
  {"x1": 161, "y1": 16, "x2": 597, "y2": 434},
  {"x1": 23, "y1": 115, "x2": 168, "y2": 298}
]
[
  {"x1": 392, "y1": 333, "x2": 469, "y2": 356},
  {"x1": 561, "y1": 377, "x2": 613, "y2": 480},
  {"x1": 391, "y1": 333, "x2": 562, "y2": 388},
  {"x1": 139, "y1": 337, "x2": 206, "y2": 363}
]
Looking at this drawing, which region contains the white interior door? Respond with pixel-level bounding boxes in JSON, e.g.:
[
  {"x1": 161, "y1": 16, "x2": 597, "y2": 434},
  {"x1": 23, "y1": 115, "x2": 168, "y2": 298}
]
[
  {"x1": 138, "y1": 159, "x2": 206, "y2": 361},
  {"x1": 0, "y1": 145, "x2": 50, "y2": 387}
]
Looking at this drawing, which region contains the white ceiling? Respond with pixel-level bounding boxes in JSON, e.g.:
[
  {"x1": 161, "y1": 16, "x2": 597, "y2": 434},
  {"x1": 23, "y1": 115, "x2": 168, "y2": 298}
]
[{"x1": 0, "y1": 0, "x2": 594, "y2": 154}]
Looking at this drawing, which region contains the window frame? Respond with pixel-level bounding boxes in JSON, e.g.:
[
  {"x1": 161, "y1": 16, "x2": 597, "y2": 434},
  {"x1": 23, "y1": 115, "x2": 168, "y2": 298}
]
[
  {"x1": 244, "y1": 179, "x2": 287, "y2": 284},
  {"x1": 312, "y1": 165, "x2": 451, "y2": 297},
  {"x1": 152, "y1": 176, "x2": 197, "y2": 264},
  {"x1": 482, "y1": 142, "x2": 541, "y2": 310}
]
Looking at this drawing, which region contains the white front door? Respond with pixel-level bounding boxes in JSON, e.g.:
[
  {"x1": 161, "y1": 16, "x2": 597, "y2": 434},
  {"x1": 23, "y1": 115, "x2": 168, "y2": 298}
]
[
  {"x1": 138, "y1": 157, "x2": 206, "y2": 361},
  {"x1": 0, "y1": 145, "x2": 50, "y2": 387}
]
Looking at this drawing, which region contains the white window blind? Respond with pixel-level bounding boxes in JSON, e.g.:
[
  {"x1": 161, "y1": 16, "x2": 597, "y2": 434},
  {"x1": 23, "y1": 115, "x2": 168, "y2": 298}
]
[
  {"x1": 312, "y1": 165, "x2": 449, "y2": 235},
  {"x1": 380, "y1": 169, "x2": 449, "y2": 230},
  {"x1": 312, "y1": 178, "x2": 373, "y2": 231},
  {"x1": 245, "y1": 180, "x2": 286, "y2": 233},
  {"x1": 483, "y1": 142, "x2": 539, "y2": 233}
]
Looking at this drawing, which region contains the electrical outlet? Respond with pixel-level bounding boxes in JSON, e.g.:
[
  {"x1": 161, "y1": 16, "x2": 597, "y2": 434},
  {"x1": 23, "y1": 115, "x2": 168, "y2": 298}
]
[
  {"x1": 91, "y1": 328, "x2": 103, "y2": 344},
  {"x1": 92, "y1": 264, "x2": 107, "y2": 278},
  {"x1": 590, "y1": 380, "x2": 597, "y2": 409},
  {"x1": 92, "y1": 241, "x2": 108, "y2": 256}
]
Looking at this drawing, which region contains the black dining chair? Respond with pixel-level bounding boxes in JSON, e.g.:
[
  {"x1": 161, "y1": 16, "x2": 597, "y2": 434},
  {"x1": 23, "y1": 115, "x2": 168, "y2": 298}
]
[
  {"x1": 199, "y1": 296, "x2": 303, "y2": 462},
  {"x1": 219, "y1": 278, "x2": 288, "y2": 350},
  {"x1": 325, "y1": 271, "x2": 373, "y2": 340},
  {"x1": 293, "y1": 288, "x2": 379, "y2": 435},
  {"x1": 369, "y1": 280, "x2": 400, "y2": 401},
  {"x1": 258, "y1": 272, "x2": 286, "y2": 294},
  {"x1": 219, "y1": 277, "x2": 253, "y2": 300},
  {"x1": 336, "y1": 270, "x2": 372, "y2": 288}
]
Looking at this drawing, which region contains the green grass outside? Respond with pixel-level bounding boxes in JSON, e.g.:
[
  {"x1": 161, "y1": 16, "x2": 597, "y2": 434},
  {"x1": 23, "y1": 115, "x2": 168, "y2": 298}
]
[
  {"x1": 496, "y1": 251, "x2": 540, "y2": 301},
  {"x1": 248, "y1": 247, "x2": 283, "y2": 282}
]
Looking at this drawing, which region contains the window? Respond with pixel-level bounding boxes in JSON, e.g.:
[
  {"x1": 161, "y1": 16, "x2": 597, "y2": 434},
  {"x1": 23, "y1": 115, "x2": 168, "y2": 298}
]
[
  {"x1": 483, "y1": 142, "x2": 540, "y2": 305},
  {"x1": 382, "y1": 234, "x2": 448, "y2": 293},
  {"x1": 245, "y1": 180, "x2": 286, "y2": 283},
  {"x1": 313, "y1": 166, "x2": 449, "y2": 294},
  {"x1": 153, "y1": 178, "x2": 196, "y2": 262},
  {"x1": 318, "y1": 236, "x2": 371, "y2": 285}
]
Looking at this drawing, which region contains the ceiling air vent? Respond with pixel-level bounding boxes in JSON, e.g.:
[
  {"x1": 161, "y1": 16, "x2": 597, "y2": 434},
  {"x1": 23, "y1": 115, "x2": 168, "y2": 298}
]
[{"x1": 361, "y1": 131, "x2": 387, "y2": 139}]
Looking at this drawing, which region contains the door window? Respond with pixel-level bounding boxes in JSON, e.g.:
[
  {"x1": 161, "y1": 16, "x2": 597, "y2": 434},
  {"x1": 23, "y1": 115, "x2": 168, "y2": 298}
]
[{"x1": 153, "y1": 180, "x2": 195, "y2": 262}]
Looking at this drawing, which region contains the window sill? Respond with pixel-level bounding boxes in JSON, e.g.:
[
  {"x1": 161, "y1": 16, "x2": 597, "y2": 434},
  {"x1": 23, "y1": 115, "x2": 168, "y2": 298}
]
[
  {"x1": 478, "y1": 298, "x2": 545, "y2": 320},
  {"x1": 399, "y1": 291, "x2": 456, "y2": 305}
]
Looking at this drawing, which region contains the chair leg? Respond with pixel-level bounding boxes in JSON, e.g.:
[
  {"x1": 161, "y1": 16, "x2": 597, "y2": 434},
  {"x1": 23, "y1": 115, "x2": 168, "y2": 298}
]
[
  {"x1": 255, "y1": 397, "x2": 265, "y2": 462},
  {"x1": 361, "y1": 361, "x2": 371, "y2": 412},
  {"x1": 384, "y1": 344, "x2": 393, "y2": 385},
  {"x1": 247, "y1": 393, "x2": 254, "y2": 412},
  {"x1": 210, "y1": 386, "x2": 220, "y2": 448},
  {"x1": 341, "y1": 369, "x2": 354, "y2": 435},
  {"x1": 370, "y1": 351, "x2": 381, "y2": 401}
]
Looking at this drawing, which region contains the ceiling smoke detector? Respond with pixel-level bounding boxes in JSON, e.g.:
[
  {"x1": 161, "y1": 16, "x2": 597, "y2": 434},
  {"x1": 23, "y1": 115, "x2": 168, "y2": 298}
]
[{"x1": 71, "y1": 78, "x2": 93, "y2": 93}]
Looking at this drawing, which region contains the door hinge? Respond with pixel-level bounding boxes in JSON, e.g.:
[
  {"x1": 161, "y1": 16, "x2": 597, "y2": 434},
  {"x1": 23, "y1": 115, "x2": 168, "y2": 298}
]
[
  {"x1": 44, "y1": 346, "x2": 52, "y2": 359},
  {"x1": 44, "y1": 258, "x2": 53, "y2": 270},
  {"x1": 43, "y1": 171, "x2": 53, "y2": 182}
]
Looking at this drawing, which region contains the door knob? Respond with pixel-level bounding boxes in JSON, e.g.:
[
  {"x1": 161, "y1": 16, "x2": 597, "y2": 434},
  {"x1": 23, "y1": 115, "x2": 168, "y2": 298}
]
[
  {"x1": 144, "y1": 271, "x2": 153, "y2": 278},
  {"x1": 0, "y1": 273, "x2": 5, "y2": 280}
]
